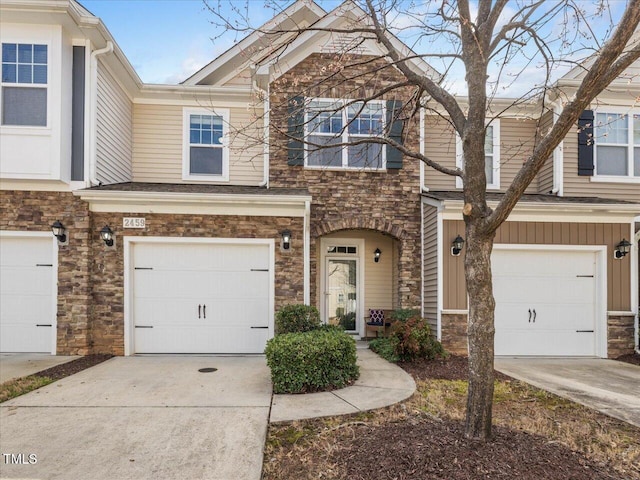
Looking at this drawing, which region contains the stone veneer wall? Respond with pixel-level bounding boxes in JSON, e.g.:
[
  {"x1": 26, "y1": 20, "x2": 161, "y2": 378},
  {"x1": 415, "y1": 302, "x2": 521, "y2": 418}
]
[
  {"x1": 441, "y1": 312, "x2": 636, "y2": 358},
  {"x1": 268, "y1": 53, "x2": 423, "y2": 310},
  {"x1": 1, "y1": 190, "x2": 92, "y2": 355},
  {"x1": 89, "y1": 212, "x2": 304, "y2": 355},
  {"x1": 607, "y1": 315, "x2": 636, "y2": 358}
]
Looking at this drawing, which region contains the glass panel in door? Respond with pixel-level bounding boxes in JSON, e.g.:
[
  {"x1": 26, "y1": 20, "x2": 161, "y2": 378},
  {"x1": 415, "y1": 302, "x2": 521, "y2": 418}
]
[{"x1": 326, "y1": 258, "x2": 358, "y2": 332}]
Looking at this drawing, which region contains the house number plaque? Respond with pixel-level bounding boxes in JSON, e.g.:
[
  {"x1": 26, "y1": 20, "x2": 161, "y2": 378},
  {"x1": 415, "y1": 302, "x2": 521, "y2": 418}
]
[{"x1": 123, "y1": 217, "x2": 146, "y2": 229}]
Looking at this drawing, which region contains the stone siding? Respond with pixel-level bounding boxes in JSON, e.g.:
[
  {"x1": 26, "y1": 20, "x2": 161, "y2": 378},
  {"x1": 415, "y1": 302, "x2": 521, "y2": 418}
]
[
  {"x1": 269, "y1": 53, "x2": 423, "y2": 310},
  {"x1": 441, "y1": 313, "x2": 468, "y2": 356},
  {"x1": 607, "y1": 314, "x2": 636, "y2": 358},
  {"x1": 1, "y1": 190, "x2": 92, "y2": 355}
]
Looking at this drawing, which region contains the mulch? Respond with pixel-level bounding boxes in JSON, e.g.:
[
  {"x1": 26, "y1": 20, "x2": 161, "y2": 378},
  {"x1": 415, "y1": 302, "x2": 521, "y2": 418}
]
[
  {"x1": 330, "y1": 419, "x2": 627, "y2": 480},
  {"x1": 615, "y1": 353, "x2": 640, "y2": 366},
  {"x1": 398, "y1": 355, "x2": 511, "y2": 382},
  {"x1": 31, "y1": 354, "x2": 114, "y2": 381}
]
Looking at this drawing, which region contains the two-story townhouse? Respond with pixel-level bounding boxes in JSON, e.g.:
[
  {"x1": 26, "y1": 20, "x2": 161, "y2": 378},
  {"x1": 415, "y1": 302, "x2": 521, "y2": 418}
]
[{"x1": 1, "y1": 0, "x2": 638, "y2": 358}]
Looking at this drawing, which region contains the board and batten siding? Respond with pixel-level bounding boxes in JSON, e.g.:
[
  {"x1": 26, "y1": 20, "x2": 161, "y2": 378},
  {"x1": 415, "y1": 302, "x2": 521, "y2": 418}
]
[
  {"x1": 562, "y1": 120, "x2": 640, "y2": 202},
  {"x1": 423, "y1": 116, "x2": 538, "y2": 193},
  {"x1": 95, "y1": 60, "x2": 132, "y2": 184},
  {"x1": 536, "y1": 110, "x2": 554, "y2": 194},
  {"x1": 443, "y1": 220, "x2": 632, "y2": 312},
  {"x1": 422, "y1": 204, "x2": 439, "y2": 332},
  {"x1": 132, "y1": 103, "x2": 264, "y2": 185}
]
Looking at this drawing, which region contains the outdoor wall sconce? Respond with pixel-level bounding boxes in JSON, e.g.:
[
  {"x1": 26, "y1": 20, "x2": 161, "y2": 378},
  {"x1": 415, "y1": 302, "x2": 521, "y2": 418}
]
[
  {"x1": 374, "y1": 248, "x2": 382, "y2": 263},
  {"x1": 51, "y1": 220, "x2": 67, "y2": 243},
  {"x1": 614, "y1": 238, "x2": 631, "y2": 259},
  {"x1": 281, "y1": 230, "x2": 291, "y2": 251},
  {"x1": 451, "y1": 235, "x2": 465, "y2": 256},
  {"x1": 100, "y1": 225, "x2": 114, "y2": 247}
]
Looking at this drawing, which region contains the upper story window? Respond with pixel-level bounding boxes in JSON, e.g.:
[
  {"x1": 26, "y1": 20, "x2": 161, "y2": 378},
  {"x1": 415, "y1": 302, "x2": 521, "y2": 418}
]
[
  {"x1": 305, "y1": 99, "x2": 385, "y2": 169},
  {"x1": 594, "y1": 111, "x2": 640, "y2": 179},
  {"x1": 456, "y1": 120, "x2": 500, "y2": 189},
  {"x1": 182, "y1": 107, "x2": 229, "y2": 182},
  {"x1": 1, "y1": 43, "x2": 48, "y2": 127}
]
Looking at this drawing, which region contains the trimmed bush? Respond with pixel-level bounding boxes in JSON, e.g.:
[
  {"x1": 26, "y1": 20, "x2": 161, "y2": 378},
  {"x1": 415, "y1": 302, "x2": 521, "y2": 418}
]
[
  {"x1": 368, "y1": 337, "x2": 399, "y2": 363},
  {"x1": 265, "y1": 329, "x2": 360, "y2": 394},
  {"x1": 275, "y1": 304, "x2": 321, "y2": 334},
  {"x1": 390, "y1": 308, "x2": 421, "y2": 323},
  {"x1": 390, "y1": 317, "x2": 446, "y2": 362}
]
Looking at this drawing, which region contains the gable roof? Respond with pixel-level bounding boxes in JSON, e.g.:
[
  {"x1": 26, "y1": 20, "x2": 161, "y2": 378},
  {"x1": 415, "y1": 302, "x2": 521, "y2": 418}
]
[
  {"x1": 184, "y1": 0, "x2": 441, "y2": 88},
  {"x1": 182, "y1": 0, "x2": 327, "y2": 86}
]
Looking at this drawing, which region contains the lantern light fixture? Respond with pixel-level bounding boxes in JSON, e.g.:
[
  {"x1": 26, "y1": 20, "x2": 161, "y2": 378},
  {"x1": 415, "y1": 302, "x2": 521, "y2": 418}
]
[
  {"x1": 451, "y1": 235, "x2": 465, "y2": 256},
  {"x1": 614, "y1": 238, "x2": 631, "y2": 259},
  {"x1": 100, "y1": 225, "x2": 114, "y2": 247},
  {"x1": 51, "y1": 220, "x2": 67, "y2": 243}
]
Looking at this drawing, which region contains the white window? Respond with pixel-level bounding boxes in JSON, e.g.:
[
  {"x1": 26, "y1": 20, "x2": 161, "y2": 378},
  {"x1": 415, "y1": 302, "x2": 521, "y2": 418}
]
[
  {"x1": 182, "y1": 108, "x2": 229, "y2": 181},
  {"x1": 305, "y1": 99, "x2": 385, "y2": 169},
  {"x1": 594, "y1": 111, "x2": 640, "y2": 180},
  {"x1": 1, "y1": 43, "x2": 48, "y2": 127},
  {"x1": 456, "y1": 120, "x2": 500, "y2": 189}
]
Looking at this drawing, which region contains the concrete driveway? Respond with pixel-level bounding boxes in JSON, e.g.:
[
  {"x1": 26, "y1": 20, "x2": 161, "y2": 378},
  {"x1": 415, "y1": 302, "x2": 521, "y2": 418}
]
[
  {"x1": 495, "y1": 357, "x2": 640, "y2": 428},
  {"x1": 0, "y1": 353, "x2": 77, "y2": 383},
  {"x1": 0, "y1": 356, "x2": 271, "y2": 480}
]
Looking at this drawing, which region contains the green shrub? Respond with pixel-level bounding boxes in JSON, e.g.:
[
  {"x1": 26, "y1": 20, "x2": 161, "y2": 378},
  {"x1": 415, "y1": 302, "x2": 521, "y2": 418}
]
[
  {"x1": 265, "y1": 329, "x2": 360, "y2": 394},
  {"x1": 390, "y1": 317, "x2": 446, "y2": 362},
  {"x1": 389, "y1": 308, "x2": 421, "y2": 323},
  {"x1": 369, "y1": 337, "x2": 399, "y2": 363},
  {"x1": 275, "y1": 304, "x2": 321, "y2": 334}
]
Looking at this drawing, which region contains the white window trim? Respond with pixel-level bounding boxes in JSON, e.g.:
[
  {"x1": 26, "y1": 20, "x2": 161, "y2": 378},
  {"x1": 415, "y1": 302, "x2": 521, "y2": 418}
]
[
  {"x1": 303, "y1": 98, "x2": 386, "y2": 171},
  {"x1": 182, "y1": 107, "x2": 230, "y2": 182},
  {"x1": 0, "y1": 40, "x2": 50, "y2": 130},
  {"x1": 592, "y1": 107, "x2": 640, "y2": 182},
  {"x1": 455, "y1": 119, "x2": 500, "y2": 189}
]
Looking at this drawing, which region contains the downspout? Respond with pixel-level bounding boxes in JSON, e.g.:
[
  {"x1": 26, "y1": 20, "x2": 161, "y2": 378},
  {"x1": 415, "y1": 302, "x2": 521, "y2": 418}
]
[
  {"x1": 303, "y1": 200, "x2": 311, "y2": 305},
  {"x1": 420, "y1": 104, "x2": 428, "y2": 193},
  {"x1": 551, "y1": 103, "x2": 563, "y2": 195},
  {"x1": 253, "y1": 77, "x2": 269, "y2": 188},
  {"x1": 635, "y1": 227, "x2": 640, "y2": 354},
  {"x1": 88, "y1": 41, "x2": 113, "y2": 186}
]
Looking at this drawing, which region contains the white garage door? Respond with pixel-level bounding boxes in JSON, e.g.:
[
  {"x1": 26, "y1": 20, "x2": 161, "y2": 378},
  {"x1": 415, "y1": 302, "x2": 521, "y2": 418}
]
[
  {"x1": 0, "y1": 235, "x2": 55, "y2": 353},
  {"x1": 492, "y1": 248, "x2": 599, "y2": 356},
  {"x1": 131, "y1": 241, "x2": 272, "y2": 354}
]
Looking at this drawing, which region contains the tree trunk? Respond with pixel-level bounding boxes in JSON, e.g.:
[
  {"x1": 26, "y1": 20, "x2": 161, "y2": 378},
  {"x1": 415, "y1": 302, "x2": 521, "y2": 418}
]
[{"x1": 463, "y1": 221, "x2": 496, "y2": 440}]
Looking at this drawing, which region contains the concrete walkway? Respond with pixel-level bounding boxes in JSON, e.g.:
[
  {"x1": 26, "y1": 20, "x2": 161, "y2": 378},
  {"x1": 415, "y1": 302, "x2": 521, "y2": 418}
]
[
  {"x1": 270, "y1": 345, "x2": 416, "y2": 422},
  {"x1": 0, "y1": 353, "x2": 77, "y2": 383},
  {"x1": 495, "y1": 357, "x2": 640, "y2": 428}
]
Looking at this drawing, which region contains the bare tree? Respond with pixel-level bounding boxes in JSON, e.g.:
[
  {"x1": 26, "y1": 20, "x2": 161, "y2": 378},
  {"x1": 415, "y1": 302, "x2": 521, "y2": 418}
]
[{"x1": 203, "y1": 0, "x2": 640, "y2": 440}]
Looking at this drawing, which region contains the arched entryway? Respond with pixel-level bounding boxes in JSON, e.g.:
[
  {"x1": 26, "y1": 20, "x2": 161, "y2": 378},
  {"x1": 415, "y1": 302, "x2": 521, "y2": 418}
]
[{"x1": 317, "y1": 229, "x2": 399, "y2": 338}]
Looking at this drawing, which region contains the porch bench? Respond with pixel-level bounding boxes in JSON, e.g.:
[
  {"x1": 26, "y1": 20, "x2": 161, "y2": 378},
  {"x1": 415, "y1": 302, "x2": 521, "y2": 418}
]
[{"x1": 365, "y1": 309, "x2": 393, "y2": 338}]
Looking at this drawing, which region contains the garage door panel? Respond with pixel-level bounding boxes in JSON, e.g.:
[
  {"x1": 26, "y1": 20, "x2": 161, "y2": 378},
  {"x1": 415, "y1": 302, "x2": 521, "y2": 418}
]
[
  {"x1": 132, "y1": 241, "x2": 272, "y2": 354},
  {"x1": 492, "y1": 248, "x2": 599, "y2": 357},
  {"x1": 0, "y1": 236, "x2": 54, "y2": 353}
]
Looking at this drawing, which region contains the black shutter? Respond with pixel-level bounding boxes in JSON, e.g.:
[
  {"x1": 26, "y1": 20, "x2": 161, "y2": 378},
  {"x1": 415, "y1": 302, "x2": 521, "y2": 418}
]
[
  {"x1": 386, "y1": 100, "x2": 403, "y2": 169},
  {"x1": 287, "y1": 96, "x2": 305, "y2": 166},
  {"x1": 577, "y1": 109, "x2": 594, "y2": 176}
]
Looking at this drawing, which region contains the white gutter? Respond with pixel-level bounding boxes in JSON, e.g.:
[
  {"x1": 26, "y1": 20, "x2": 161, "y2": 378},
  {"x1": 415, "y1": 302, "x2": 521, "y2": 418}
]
[
  {"x1": 88, "y1": 41, "x2": 113, "y2": 186},
  {"x1": 304, "y1": 200, "x2": 311, "y2": 305}
]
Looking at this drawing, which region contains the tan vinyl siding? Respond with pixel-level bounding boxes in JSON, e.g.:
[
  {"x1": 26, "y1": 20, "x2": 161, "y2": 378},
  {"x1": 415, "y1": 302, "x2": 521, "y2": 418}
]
[
  {"x1": 422, "y1": 204, "x2": 438, "y2": 332},
  {"x1": 443, "y1": 220, "x2": 632, "y2": 311},
  {"x1": 423, "y1": 116, "x2": 457, "y2": 190},
  {"x1": 563, "y1": 121, "x2": 640, "y2": 202},
  {"x1": 132, "y1": 103, "x2": 264, "y2": 185},
  {"x1": 423, "y1": 116, "x2": 538, "y2": 193},
  {"x1": 537, "y1": 110, "x2": 554, "y2": 193},
  {"x1": 322, "y1": 230, "x2": 395, "y2": 313},
  {"x1": 96, "y1": 61, "x2": 132, "y2": 184}
]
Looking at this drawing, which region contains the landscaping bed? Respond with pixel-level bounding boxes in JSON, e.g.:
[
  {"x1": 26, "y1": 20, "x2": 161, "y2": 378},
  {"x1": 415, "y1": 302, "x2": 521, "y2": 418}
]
[
  {"x1": 263, "y1": 355, "x2": 640, "y2": 480},
  {"x1": 616, "y1": 353, "x2": 640, "y2": 366},
  {"x1": 0, "y1": 354, "x2": 113, "y2": 403}
]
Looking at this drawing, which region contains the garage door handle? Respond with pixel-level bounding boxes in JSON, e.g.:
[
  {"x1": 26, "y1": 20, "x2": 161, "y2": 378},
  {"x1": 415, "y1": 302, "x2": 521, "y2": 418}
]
[
  {"x1": 532, "y1": 309, "x2": 536, "y2": 323},
  {"x1": 528, "y1": 309, "x2": 532, "y2": 323},
  {"x1": 36, "y1": 324, "x2": 52, "y2": 327},
  {"x1": 198, "y1": 304, "x2": 201, "y2": 319},
  {"x1": 135, "y1": 325, "x2": 153, "y2": 328},
  {"x1": 251, "y1": 326, "x2": 268, "y2": 329},
  {"x1": 203, "y1": 304, "x2": 206, "y2": 319},
  {"x1": 576, "y1": 330, "x2": 594, "y2": 333}
]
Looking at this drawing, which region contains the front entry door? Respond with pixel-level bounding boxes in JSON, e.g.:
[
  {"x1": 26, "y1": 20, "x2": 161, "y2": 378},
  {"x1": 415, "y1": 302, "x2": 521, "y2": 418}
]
[{"x1": 325, "y1": 258, "x2": 358, "y2": 332}]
